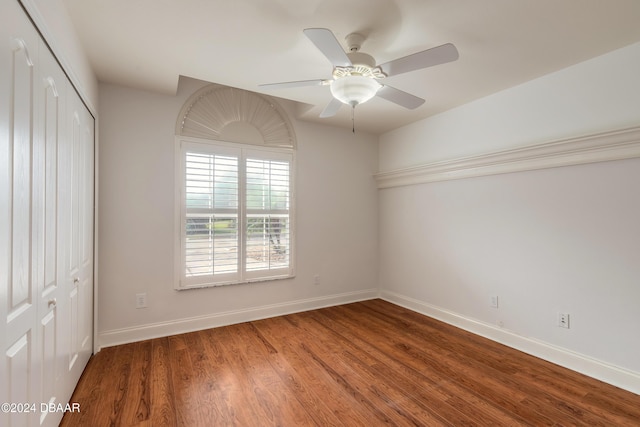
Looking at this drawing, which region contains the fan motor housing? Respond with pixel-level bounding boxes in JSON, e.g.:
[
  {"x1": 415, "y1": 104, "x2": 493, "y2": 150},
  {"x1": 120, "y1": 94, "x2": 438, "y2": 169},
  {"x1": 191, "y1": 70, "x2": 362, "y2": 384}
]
[
  {"x1": 347, "y1": 51, "x2": 376, "y2": 68},
  {"x1": 333, "y1": 51, "x2": 385, "y2": 79}
]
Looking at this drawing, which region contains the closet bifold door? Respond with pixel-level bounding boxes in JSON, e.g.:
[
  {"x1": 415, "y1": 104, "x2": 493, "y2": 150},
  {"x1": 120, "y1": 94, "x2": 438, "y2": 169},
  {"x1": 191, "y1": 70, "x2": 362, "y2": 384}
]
[
  {"x1": 37, "y1": 28, "x2": 71, "y2": 427},
  {"x1": 1, "y1": 1, "x2": 95, "y2": 426},
  {"x1": 0, "y1": 2, "x2": 42, "y2": 425},
  {"x1": 62, "y1": 84, "x2": 94, "y2": 401}
]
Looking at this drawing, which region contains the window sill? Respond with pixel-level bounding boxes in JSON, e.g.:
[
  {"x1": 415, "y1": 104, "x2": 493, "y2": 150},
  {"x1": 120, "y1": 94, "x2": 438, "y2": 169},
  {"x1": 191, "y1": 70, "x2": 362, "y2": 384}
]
[{"x1": 175, "y1": 272, "x2": 296, "y2": 291}]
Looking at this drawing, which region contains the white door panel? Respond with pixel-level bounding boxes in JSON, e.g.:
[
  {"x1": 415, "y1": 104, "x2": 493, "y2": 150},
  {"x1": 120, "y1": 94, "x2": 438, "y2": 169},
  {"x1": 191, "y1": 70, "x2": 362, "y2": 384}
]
[
  {"x1": 79, "y1": 98, "x2": 94, "y2": 362},
  {"x1": 5, "y1": 333, "x2": 32, "y2": 426},
  {"x1": 36, "y1": 38, "x2": 69, "y2": 427},
  {"x1": 1, "y1": 4, "x2": 40, "y2": 424}
]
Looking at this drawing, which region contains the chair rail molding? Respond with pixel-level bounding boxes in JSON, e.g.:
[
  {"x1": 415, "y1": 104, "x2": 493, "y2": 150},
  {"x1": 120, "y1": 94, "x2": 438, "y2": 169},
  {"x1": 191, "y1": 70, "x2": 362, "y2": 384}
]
[{"x1": 375, "y1": 126, "x2": 640, "y2": 189}]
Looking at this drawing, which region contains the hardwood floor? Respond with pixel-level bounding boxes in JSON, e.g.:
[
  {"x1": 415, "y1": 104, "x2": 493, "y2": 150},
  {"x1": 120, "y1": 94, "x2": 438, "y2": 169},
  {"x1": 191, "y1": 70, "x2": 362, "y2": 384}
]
[{"x1": 61, "y1": 300, "x2": 640, "y2": 426}]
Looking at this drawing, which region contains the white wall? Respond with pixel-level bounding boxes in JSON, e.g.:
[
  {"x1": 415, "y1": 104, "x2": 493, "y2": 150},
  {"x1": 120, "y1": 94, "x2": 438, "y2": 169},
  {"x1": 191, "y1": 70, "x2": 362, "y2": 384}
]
[
  {"x1": 378, "y1": 42, "x2": 640, "y2": 392},
  {"x1": 380, "y1": 41, "x2": 640, "y2": 170},
  {"x1": 97, "y1": 77, "x2": 379, "y2": 346}
]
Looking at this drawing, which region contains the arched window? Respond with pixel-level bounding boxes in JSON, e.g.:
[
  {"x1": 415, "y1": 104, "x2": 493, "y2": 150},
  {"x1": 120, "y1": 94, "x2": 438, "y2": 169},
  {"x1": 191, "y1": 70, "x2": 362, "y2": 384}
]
[{"x1": 174, "y1": 85, "x2": 296, "y2": 289}]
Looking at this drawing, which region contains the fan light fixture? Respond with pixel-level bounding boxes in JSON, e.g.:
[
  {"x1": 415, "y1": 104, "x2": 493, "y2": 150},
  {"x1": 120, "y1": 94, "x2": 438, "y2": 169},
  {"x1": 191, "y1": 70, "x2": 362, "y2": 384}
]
[
  {"x1": 260, "y1": 28, "x2": 459, "y2": 126},
  {"x1": 330, "y1": 75, "x2": 381, "y2": 107}
]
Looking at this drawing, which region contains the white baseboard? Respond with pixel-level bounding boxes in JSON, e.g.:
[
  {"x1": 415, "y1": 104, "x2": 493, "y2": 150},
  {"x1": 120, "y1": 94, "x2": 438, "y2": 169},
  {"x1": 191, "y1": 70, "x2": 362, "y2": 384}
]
[
  {"x1": 380, "y1": 290, "x2": 640, "y2": 395},
  {"x1": 98, "y1": 289, "x2": 378, "y2": 349}
]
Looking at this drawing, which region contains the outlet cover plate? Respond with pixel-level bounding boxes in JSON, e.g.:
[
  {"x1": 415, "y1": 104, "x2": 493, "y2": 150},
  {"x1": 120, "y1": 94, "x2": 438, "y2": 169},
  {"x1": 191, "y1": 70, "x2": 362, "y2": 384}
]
[
  {"x1": 558, "y1": 312, "x2": 570, "y2": 328},
  {"x1": 490, "y1": 295, "x2": 499, "y2": 308},
  {"x1": 136, "y1": 293, "x2": 147, "y2": 309}
]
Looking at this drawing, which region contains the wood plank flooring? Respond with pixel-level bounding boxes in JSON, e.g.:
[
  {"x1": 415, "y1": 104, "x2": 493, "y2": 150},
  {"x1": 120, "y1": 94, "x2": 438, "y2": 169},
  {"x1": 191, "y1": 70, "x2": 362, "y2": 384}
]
[{"x1": 61, "y1": 299, "x2": 640, "y2": 426}]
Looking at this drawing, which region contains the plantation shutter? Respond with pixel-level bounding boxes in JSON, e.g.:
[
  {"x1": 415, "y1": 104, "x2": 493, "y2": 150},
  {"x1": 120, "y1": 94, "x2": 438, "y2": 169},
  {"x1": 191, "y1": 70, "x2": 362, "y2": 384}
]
[
  {"x1": 245, "y1": 155, "x2": 291, "y2": 277},
  {"x1": 178, "y1": 140, "x2": 294, "y2": 289},
  {"x1": 182, "y1": 143, "x2": 240, "y2": 286}
]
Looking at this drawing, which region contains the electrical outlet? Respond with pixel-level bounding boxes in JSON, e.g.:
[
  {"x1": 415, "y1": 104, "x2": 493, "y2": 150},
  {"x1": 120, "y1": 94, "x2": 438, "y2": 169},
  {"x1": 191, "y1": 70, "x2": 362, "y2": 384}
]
[
  {"x1": 490, "y1": 295, "x2": 499, "y2": 309},
  {"x1": 558, "y1": 312, "x2": 570, "y2": 329},
  {"x1": 136, "y1": 293, "x2": 147, "y2": 309}
]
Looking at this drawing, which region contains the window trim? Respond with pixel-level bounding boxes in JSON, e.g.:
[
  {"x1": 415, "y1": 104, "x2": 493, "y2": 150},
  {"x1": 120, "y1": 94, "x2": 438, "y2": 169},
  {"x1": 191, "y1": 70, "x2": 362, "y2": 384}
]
[{"x1": 174, "y1": 136, "x2": 296, "y2": 290}]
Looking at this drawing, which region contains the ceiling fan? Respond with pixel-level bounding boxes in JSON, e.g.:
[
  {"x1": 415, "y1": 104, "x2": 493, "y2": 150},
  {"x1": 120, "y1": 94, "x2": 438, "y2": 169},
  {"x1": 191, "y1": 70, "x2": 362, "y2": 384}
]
[{"x1": 260, "y1": 28, "x2": 459, "y2": 119}]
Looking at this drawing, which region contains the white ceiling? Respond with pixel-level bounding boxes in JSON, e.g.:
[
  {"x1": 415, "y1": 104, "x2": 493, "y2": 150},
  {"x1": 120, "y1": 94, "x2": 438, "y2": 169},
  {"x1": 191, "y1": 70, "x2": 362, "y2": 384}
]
[{"x1": 62, "y1": 0, "x2": 640, "y2": 135}]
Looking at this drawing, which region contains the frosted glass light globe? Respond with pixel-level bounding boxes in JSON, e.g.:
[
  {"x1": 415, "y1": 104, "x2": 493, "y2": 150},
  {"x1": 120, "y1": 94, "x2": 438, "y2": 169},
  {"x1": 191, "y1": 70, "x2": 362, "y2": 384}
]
[{"x1": 330, "y1": 76, "x2": 381, "y2": 107}]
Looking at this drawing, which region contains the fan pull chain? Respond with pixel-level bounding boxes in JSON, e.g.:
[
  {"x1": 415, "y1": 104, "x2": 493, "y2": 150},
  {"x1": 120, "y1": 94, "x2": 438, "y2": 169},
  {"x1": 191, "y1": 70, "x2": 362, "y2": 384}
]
[{"x1": 352, "y1": 105, "x2": 355, "y2": 133}]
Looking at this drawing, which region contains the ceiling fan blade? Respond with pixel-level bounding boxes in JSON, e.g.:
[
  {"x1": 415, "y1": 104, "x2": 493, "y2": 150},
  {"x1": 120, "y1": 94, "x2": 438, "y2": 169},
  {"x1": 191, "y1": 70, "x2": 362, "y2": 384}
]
[
  {"x1": 319, "y1": 98, "x2": 343, "y2": 118},
  {"x1": 377, "y1": 85, "x2": 425, "y2": 109},
  {"x1": 378, "y1": 43, "x2": 459, "y2": 77},
  {"x1": 259, "y1": 79, "x2": 328, "y2": 89},
  {"x1": 303, "y1": 28, "x2": 352, "y2": 67}
]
